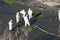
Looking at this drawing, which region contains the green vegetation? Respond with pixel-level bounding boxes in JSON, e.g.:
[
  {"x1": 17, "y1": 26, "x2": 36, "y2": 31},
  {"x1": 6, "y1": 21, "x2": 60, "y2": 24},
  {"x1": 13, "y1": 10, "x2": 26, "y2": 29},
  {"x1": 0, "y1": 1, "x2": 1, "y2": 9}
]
[
  {"x1": 32, "y1": 8, "x2": 41, "y2": 14},
  {"x1": 3, "y1": 0, "x2": 15, "y2": 5},
  {"x1": 38, "y1": 15, "x2": 45, "y2": 20}
]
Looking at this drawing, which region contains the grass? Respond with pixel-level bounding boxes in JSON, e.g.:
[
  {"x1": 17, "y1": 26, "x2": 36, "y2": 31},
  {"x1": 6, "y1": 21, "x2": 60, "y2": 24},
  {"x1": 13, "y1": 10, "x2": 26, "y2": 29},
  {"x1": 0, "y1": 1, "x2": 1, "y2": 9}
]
[{"x1": 3, "y1": 0, "x2": 15, "y2": 5}]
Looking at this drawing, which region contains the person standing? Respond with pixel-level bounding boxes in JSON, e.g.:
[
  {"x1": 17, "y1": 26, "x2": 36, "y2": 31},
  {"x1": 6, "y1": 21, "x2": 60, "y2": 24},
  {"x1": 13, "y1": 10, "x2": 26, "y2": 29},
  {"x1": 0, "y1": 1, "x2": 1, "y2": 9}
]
[
  {"x1": 8, "y1": 19, "x2": 13, "y2": 31},
  {"x1": 16, "y1": 12, "x2": 20, "y2": 23},
  {"x1": 23, "y1": 15, "x2": 30, "y2": 27},
  {"x1": 58, "y1": 10, "x2": 60, "y2": 21},
  {"x1": 28, "y1": 8, "x2": 32, "y2": 19}
]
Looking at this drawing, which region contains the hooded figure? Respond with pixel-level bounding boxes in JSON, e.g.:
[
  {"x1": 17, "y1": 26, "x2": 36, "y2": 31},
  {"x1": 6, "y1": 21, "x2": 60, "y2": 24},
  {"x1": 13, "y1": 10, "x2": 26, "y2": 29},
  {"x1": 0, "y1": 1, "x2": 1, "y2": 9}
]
[
  {"x1": 28, "y1": 8, "x2": 32, "y2": 19},
  {"x1": 16, "y1": 12, "x2": 20, "y2": 23},
  {"x1": 8, "y1": 19, "x2": 13, "y2": 31},
  {"x1": 20, "y1": 9, "x2": 26, "y2": 17},
  {"x1": 58, "y1": 10, "x2": 60, "y2": 21},
  {"x1": 23, "y1": 15, "x2": 30, "y2": 27}
]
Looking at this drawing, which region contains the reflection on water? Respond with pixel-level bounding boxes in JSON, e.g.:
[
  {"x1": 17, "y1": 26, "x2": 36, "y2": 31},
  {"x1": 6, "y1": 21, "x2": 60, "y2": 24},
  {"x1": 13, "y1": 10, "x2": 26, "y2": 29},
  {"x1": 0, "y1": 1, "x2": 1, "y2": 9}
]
[{"x1": 58, "y1": 24, "x2": 60, "y2": 35}]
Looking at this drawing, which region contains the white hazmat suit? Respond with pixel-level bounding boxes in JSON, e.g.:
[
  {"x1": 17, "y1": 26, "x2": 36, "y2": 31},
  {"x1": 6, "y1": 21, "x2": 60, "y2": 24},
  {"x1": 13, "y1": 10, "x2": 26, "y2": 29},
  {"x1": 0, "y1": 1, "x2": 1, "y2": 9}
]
[
  {"x1": 16, "y1": 12, "x2": 20, "y2": 23},
  {"x1": 28, "y1": 8, "x2": 32, "y2": 19},
  {"x1": 20, "y1": 9, "x2": 26, "y2": 17},
  {"x1": 23, "y1": 15, "x2": 30, "y2": 27},
  {"x1": 8, "y1": 19, "x2": 13, "y2": 31},
  {"x1": 58, "y1": 10, "x2": 60, "y2": 21}
]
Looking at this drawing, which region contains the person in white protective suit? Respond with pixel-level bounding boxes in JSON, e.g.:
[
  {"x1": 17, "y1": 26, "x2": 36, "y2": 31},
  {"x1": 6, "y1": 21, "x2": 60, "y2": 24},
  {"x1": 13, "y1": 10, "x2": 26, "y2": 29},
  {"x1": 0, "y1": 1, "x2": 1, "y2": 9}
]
[
  {"x1": 28, "y1": 8, "x2": 32, "y2": 19},
  {"x1": 16, "y1": 12, "x2": 20, "y2": 23},
  {"x1": 8, "y1": 19, "x2": 13, "y2": 31},
  {"x1": 20, "y1": 9, "x2": 26, "y2": 17},
  {"x1": 58, "y1": 10, "x2": 60, "y2": 21},
  {"x1": 23, "y1": 15, "x2": 30, "y2": 27}
]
